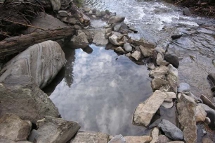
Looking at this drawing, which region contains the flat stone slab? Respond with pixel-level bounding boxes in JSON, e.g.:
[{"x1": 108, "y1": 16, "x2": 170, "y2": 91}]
[{"x1": 71, "y1": 131, "x2": 109, "y2": 143}]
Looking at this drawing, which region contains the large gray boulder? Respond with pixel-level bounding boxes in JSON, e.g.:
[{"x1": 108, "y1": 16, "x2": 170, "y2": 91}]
[
  {"x1": 0, "y1": 82, "x2": 59, "y2": 123},
  {"x1": 71, "y1": 131, "x2": 109, "y2": 143},
  {"x1": 158, "y1": 119, "x2": 184, "y2": 141},
  {"x1": 0, "y1": 114, "x2": 31, "y2": 141},
  {"x1": 177, "y1": 94, "x2": 197, "y2": 143},
  {"x1": 29, "y1": 116, "x2": 80, "y2": 143},
  {"x1": 133, "y1": 90, "x2": 170, "y2": 126},
  {"x1": 0, "y1": 40, "x2": 66, "y2": 89}
]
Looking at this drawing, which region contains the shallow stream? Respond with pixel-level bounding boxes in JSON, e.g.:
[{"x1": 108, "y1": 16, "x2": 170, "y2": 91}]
[{"x1": 44, "y1": 0, "x2": 215, "y2": 136}]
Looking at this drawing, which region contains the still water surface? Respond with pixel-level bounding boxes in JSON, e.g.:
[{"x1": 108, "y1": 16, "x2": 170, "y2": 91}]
[{"x1": 46, "y1": 44, "x2": 152, "y2": 135}]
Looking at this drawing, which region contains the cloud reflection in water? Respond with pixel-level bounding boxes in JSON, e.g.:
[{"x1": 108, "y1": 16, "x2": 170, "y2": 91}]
[{"x1": 50, "y1": 44, "x2": 152, "y2": 135}]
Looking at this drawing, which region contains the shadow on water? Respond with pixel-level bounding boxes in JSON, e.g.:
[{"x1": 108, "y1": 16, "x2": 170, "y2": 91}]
[{"x1": 44, "y1": 44, "x2": 153, "y2": 135}]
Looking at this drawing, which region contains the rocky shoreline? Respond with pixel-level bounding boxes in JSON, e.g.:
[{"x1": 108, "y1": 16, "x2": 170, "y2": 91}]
[{"x1": 0, "y1": 0, "x2": 215, "y2": 143}]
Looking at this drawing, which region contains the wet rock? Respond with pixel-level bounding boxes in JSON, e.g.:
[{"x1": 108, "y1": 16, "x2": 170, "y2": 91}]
[
  {"x1": 0, "y1": 114, "x2": 31, "y2": 141},
  {"x1": 133, "y1": 90, "x2": 168, "y2": 126},
  {"x1": 150, "y1": 127, "x2": 159, "y2": 143},
  {"x1": 71, "y1": 131, "x2": 109, "y2": 143},
  {"x1": 0, "y1": 82, "x2": 59, "y2": 123},
  {"x1": 195, "y1": 104, "x2": 207, "y2": 122},
  {"x1": 182, "y1": 7, "x2": 191, "y2": 16},
  {"x1": 119, "y1": 23, "x2": 129, "y2": 34},
  {"x1": 109, "y1": 135, "x2": 125, "y2": 143},
  {"x1": 123, "y1": 43, "x2": 132, "y2": 52},
  {"x1": 24, "y1": 13, "x2": 68, "y2": 34},
  {"x1": 147, "y1": 63, "x2": 155, "y2": 70},
  {"x1": 68, "y1": 17, "x2": 78, "y2": 25},
  {"x1": 162, "y1": 100, "x2": 174, "y2": 109},
  {"x1": 93, "y1": 31, "x2": 108, "y2": 46},
  {"x1": 50, "y1": 0, "x2": 61, "y2": 11},
  {"x1": 178, "y1": 83, "x2": 190, "y2": 93},
  {"x1": 158, "y1": 119, "x2": 184, "y2": 141},
  {"x1": 164, "y1": 54, "x2": 179, "y2": 68},
  {"x1": 139, "y1": 45, "x2": 155, "y2": 58},
  {"x1": 167, "y1": 64, "x2": 178, "y2": 92},
  {"x1": 29, "y1": 116, "x2": 80, "y2": 143},
  {"x1": 0, "y1": 40, "x2": 66, "y2": 89},
  {"x1": 71, "y1": 30, "x2": 89, "y2": 48},
  {"x1": 171, "y1": 34, "x2": 182, "y2": 40},
  {"x1": 156, "y1": 53, "x2": 169, "y2": 66},
  {"x1": 177, "y1": 94, "x2": 197, "y2": 143},
  {"x1": 151, "y1": 78, "x2": 169, "y2": 91},
  {"x1": 114, "y1": 23, "x2": 122, "y2": 32},
  {"x1": 100, "y1": 11, "x2": 106, "y2": 17},
  {"x1": 131, "y1": 51, "x2": 141, "y2": 61},
  {"x1": 58, "y1": 10, "x2": 68, "y2": 17},
  {"x1": 202, "y1": 137, "x2": 213, "y2": 143},
  {"x1": 83, "y1": 7, "x2": 91, "y2": 12},
  {"x1": 200, "y1": 94, "x2": 215, "y2": 110},
  {"x1": 199, "y1": 103, "x2": 215, "y2": 129},
  {"x1": 108, "y1": 16, "x2": 125, "y2": 24},
  {"x1": 124, "y1": 136, "x2": 152, "y2": 143},
  {"x1": 109, "y1": 32, "x2": 124, "y2": 46},
  {"x1": 96, "y1": 10, "x2": 102, "y2": 17},
  {"x1": 114, "y1": 47, "x2": 126, "y2": 54},
  {"x1": 157, "y1": 135, "x2": 171, "y2": 143},
  {"x1": 149, "y1": 66, "x2": 169, "y2": 79}
]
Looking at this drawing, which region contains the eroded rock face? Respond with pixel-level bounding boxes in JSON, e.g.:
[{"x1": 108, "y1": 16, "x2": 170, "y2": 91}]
[
  {"x1": 71, "y1": 131, "x2": 109, "y2": 143},
  {"x1": 29, "y1": 116, "x2": 80, "y2": 143},
  {"x1": 0, "y1": 82, "x2": 59, "y2": 123},
  {"x1": 177, "y1": 94, "x2": 197, "y2": 143},
  {"x1": 0, "y1": 114, "x2": 31, "y2": 141},
  {"x1": 0, "y1": 40, "x2": 66, "y2": 89},
  {"x1": 158, "y1": 119, "x2": 184, "y2": 141},
  {"x1": 133, "y1": 90, "x2": 167, "y2": 126}
]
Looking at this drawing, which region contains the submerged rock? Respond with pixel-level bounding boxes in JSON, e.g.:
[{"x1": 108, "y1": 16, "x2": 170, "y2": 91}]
[
  {"x1": 177, "y1": 94, "x2": 197, "y2": 143},
  {"x1": 29, "y1": 116, "x2": 80, "y2": 143},
  {"x1": 133, "y1": 90, "x2": 168, "y2": 126},
  {"x1": 164, "y1": 54, "x2": 179, "y2": 68},
  {"x1": 0, "y1": 82, "x2": 59, "y2": 123},
  {"x1": 158, "y1": 119, "x2": 184, "y2": 141},
  {"x1": 71, "y1": 131, "x2": 109, "y2": 143},
  {"x1": 123, "y1": 43, "x2": 133, "y2": 52},
  {"x1": 0, "y1": 114, "x2": 31, "y2": 141},
  {"x1": 0, "y1": 40, "x2": 66, "y2": 89},
  {"x1": 178, "y1": 83, "x2": 191, "y2": 93}
]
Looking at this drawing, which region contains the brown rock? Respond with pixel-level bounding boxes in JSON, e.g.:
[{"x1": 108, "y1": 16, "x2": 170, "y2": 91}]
[
  {"x1": 150, "y1": 127, "x2": 159, "y2": 143},
  {"x1": 177, "y1": 94, "x2": 197, "y2": 143},
  {"x1": 157, "y1": 135, "x2": 171, "y2": 143},
  {"x1": 71, "y1": 131, "x2": 109, "y2": 143},
  {"x1": 124, "y1": 136, "x2": 152, "y2": 143},
  {"x1": 195, "y1": 104, "x2": 207, "y2": 122},
  {"x1": 133, "y1": 90, "x2": 167, "y2": 126}
]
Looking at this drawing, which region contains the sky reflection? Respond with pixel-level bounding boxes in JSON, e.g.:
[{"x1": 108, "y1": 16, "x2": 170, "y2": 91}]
[{"x1": 49, "y1": 44, "x2": 152, "y2": 135}]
